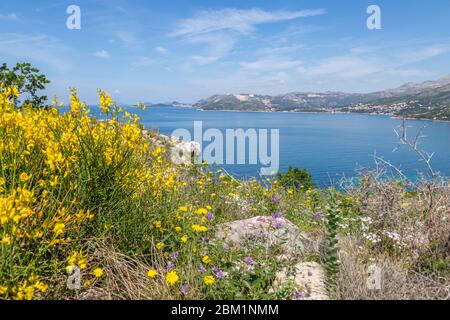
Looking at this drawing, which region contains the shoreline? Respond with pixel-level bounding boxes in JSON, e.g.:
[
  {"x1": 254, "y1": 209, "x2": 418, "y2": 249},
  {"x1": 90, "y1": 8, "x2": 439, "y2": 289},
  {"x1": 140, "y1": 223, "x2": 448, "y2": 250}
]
[{"x1": 195, "y1": 108, "x2": 450, "y2": 123}]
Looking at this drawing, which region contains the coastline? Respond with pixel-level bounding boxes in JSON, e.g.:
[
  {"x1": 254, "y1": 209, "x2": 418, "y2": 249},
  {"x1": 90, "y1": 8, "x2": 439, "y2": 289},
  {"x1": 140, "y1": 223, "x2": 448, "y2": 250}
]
[
  {"x1": 390, "y1": 115, "x2": 450, "y2": 123},
  {"x1": 195, "y1": 108, "x2": 450, "y2": 123}
]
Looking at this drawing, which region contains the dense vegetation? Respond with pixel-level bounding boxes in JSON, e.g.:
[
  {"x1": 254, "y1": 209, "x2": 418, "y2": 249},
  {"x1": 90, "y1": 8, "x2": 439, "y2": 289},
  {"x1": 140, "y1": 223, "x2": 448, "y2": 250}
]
[{"x1": 0, "y1": 73, "x2": 449, "y2": 299}]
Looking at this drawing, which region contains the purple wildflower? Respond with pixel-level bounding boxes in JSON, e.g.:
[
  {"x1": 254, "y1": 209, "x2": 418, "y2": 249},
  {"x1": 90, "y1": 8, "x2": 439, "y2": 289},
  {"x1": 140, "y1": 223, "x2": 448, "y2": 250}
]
[
  {"x1": 271, "y1": 195, "x2": 279, "y2": 203},
  {"x1": 169, "y1": 251, "x2": 179, "y2": 261},
  {"x1": 272, "y1": 221, "x2": 283, "y2": 229},
  {"x1": 314, "y1": 212, "x2": 322, "y2": 219},
  {"x1": 293, "y1": 291, "x2": 303, "y2": 300},
  {"x1": 223, "y1": 243, "x2": 230, "y2": 251},
  {"x1": 203, "y1": 237, "x2": 210, "y2": 243},
  {"x1": 181, "y1": 284, "x2": 189, "y2": 295},
  {"x1": 244, "y1": 257, "x2": 254, "y2": 265},
  {"x1": 198, "y1": 265, "x2": 207, "y2": 273},
  {"x1": 205, "y1": 212, "x2": 214, "y2": 221},
  {"x1": 272, "y1": 211, "x2": 283, "y2": 219},
  {"x1": 212, "y1": 266, "x2": 225, "y2": 279},
  {"x1": 166, "y1": 261, "x2": 174, "y2": 271},
  {"x1": 246, "y1": 198, "x2": 254, "y2": 203}
]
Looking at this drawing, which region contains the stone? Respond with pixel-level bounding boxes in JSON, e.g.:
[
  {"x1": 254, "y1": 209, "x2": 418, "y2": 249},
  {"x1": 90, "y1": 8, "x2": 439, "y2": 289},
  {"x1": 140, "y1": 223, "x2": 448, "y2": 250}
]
[
  {"x1": 78, "y1": 287, "x2": 110, "y2": 300},
  {"x1": 216, "y1": 216, "x2": 328, "y2": 300},
  {"x1": 215, "y1": 216, "x2": 315, "y2": 257},
  {"x1": 145, "y1": 132, "x2": 201, "y2": 165},
  {"x1": 272, "y1": 262, "x2": 329, "y2": 300},
  {"x1": 161, "y1": 135, "x2": 201, "y2": 165}
]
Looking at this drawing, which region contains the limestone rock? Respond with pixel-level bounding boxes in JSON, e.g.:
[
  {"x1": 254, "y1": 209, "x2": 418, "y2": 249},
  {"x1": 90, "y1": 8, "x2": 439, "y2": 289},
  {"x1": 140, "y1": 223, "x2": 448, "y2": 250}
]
[
  {"x1": 216, "y1": 216, "x2": 328, "y2": 300},
  {"x1": 215, "y1": 216, "x2": 315, "y2": 257},
  {"x1": 272, "y1": 262, "x2": 329, "y2": 300},
  {"x1": 146, "y1": 132, "x2": 201, "y2": 164},
  {"x1": 161, "y1": 135, "x2": 201, "y2": 165}
]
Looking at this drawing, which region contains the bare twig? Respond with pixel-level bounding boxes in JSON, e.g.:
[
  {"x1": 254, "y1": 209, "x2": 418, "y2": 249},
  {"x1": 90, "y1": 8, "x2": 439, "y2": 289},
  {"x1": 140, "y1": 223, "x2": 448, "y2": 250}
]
[{"x1": 393, "y1": 119, "x2": 439, "y2": 179}]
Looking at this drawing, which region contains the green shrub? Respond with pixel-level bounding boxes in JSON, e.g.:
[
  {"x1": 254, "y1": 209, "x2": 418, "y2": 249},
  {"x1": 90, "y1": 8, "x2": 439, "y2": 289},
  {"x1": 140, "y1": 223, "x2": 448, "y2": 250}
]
[
  {"x1": 277, "y1": 166, "x2": 315, "y2": 190},
  {"x1": 0, "y1": 62, "x2": 50, "y2": 107}
]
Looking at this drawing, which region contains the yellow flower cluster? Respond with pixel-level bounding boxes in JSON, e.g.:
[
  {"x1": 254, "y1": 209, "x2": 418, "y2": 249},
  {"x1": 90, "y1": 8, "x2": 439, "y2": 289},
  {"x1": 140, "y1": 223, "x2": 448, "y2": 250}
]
[
  {"x1": 203, "y1": 275, "x2": 215, "y2": 286},
  {"x1": 9, "y1": 274, "x2": 48, "y2": 300},
  {"x1": 165, "y1": 271, "x2": 179, "y2": 286},
  {"x1": 0, "y1": 85, "x2": 181, "y2": 299},
  {"x1": 145, "y1": 202, "x2": 219, "y2": 290},
  {"x1": 66, "y1": 250, "x2": 88, "y2": 271}
]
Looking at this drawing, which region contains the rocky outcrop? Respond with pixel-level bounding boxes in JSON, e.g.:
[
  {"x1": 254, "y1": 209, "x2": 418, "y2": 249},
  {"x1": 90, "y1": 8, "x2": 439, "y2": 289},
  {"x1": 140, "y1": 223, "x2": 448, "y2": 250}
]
[
  {"x1": 215, "y1": 216, "x2": 315, "y2": 257},
  {"x1": 215, "y1": 216, "x2": 329, "y2": 300},
  {"x1": 160, "y1": 135, "x2": 201, "y2": 165},
  {"x1": 146, "y1": 132, "x2": 201, "y2": 164}
]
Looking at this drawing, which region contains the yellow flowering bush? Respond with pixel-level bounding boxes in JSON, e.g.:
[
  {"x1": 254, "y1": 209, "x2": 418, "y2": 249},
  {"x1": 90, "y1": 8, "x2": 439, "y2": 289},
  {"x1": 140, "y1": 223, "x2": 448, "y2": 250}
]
[
  {"x1": 0, "y1": 84, "x2": 183, "y2": 299},
  {"x1": 0, "y1": 84, "x2": 239, "y2": 300},
  {"x1": 0, "y1": 82, "x2": 334, "y2": 300},
  {"x1": 0, "y1": 80, "x2": 445, "y2": 300}
]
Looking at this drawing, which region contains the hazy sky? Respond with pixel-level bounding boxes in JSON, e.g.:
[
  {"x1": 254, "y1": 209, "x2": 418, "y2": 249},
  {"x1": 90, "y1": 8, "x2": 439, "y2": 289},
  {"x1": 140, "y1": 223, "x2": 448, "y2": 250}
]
[{"x1": 1, "y1": 0, "x2": 450, "y2": 103}]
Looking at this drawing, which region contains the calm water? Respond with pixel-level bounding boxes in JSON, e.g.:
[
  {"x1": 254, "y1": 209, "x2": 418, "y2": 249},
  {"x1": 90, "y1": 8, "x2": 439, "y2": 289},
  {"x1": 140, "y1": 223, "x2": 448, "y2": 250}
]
[{"x1": 131, "y1": 107, "x2": 450, "y2": 186}]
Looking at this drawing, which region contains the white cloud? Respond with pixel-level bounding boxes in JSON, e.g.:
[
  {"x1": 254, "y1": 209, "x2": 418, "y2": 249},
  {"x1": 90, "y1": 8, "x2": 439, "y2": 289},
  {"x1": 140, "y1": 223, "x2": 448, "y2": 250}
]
[
  {"x1": 290, "y1": 42, "x2": 449, "y2": 87},
  {"x1": 399, "y1": 45, "x2": 447, "y2": 64},
  {"x1": 257, "y1": 44, "x2": 305, "y2": 55},
  {"x1": 0, "y1": 13, "x2": 19, "y2": 21},
  {"x1": 0, "y1": 33, "x2": 71, "y2": 72},
  {"x1": 94, "y1": 50, "x2": 111, "y2": 58},
  {"x1": 169, "y1": 8, "x2": 325, "y2": 37},
  {"x1": 116, "y1": 31, "x2": 140, "y2": 48},
  {"x1": 155, "y1": 46, "x2": 168, "y2": 54},
  {"x1": 240, "y1": 56, "x2": 303, "y2": 71},
  {"x1": 298, "y1": 55, "x2": 381, "y2": 78},
  {"x1": 189, "y1": 55, "x2": 221, "y2": 65},
  {"x1": 188, "y1": 70, "x2": 294, "y2": 96},
  {"x1": 384, "y1": 68, "x2": 433, "y2": 77},
  {"x1": 349, "y1": 46, "x2": 377, "y2": 54},
  {"x1": 258, "y1": 71, "x2": 290, "y2": 85},
  {"x1": 171, "y1": 7, "x2": 324, "y2": 67},
  {"x1": 185, "y1": 33, "x2": 236, "y2": 65},
  {"x1": 131, "y1": 56, "x2": 153, "y2": 67}
]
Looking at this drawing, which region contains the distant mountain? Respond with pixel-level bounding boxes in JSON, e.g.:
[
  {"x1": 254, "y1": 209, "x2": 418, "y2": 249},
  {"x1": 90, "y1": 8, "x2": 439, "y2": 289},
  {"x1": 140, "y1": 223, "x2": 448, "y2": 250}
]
[
  {"x1": 195, "y1": 92, "x2": 372, "y2": 111},
  {"x1": 194, "y1": 74, "x2": 450, "y2": 120},
  {"x1": 373, "y1": 74, "x2": 450, "y2": 97},
  {"x1": 351, "y1": 78, "x2": 450, "y2": 120}
]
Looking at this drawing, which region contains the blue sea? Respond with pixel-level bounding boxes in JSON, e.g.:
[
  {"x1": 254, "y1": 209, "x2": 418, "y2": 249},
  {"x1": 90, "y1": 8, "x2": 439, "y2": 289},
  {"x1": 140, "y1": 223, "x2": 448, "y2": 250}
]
[{"x1": 110, "y1": 106, "x2": 450, "y2": 186}]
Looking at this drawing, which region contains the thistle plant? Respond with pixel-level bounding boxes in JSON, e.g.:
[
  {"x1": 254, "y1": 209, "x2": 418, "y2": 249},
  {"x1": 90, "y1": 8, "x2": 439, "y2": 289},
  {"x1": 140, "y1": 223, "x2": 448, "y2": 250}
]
[{"x1": 325, "y1": 189, "x2": 341, "y2": 289}]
